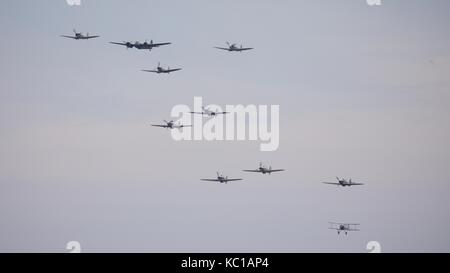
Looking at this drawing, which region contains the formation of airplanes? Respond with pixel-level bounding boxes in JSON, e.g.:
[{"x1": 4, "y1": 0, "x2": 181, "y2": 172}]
[
  {"x1": 200, "y1": 162, "x2": 285, "y2": 183},
  {"x1": 62, "y1": 30, "x2": 257, "y2": 75},
  {"x1": 61, "y1": 28, "x2": 365, "y2": 237}
]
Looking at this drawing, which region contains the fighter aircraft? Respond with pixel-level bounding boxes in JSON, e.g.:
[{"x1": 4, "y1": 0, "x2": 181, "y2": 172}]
[
  {"x1": 328, "y1": 222, "x2": 360, "y2": 235},
  {"x1": 201, "y1": 172, "x2": 243, "y2": 184},
  {"x1": 322, "y1": 177, "x2": 364, "y2": 187},
  {"x1": 151, "y1": 120, "x2": 191, "y2": 129},
  {"x1": 61, "y1": 29, "x2": 100, "y2": 40},
  {"x1": 215, "y1": 42, "x2": 254, "y2": 52},
  {"x1": 189, "y1": 106, "x2": 229, "y2": 117},
  {"x1": 243, "y1": 162, "x2": 285, "y2": 175},
  {"x1": 109, "y1": 40, "x2": 171, "y2": 51},
  {"x1": 142, "y1": 63, "x2": 182, "y2": 74}
]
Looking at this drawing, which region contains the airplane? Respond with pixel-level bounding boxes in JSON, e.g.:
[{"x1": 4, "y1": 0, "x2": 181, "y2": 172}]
[
  {"x1": 328, "y1": 222, "x2": 360, "y2": 235},
  {"x1": 109, "y1": 40, "x2": 171, "y2": 51},
  {"x1": 201, "y1": 172, "x2": 243, "y2": 184},
  {"x1": 215, "y1": 42, "x2": 254, "y2": 52},
  {"x1": 61, "y1": 29, "x2": 100, "y2": 40},
  {"x1": 189, "y1": 106, "x2": 229, "y2": 117},
  {"x1": 322, "y1": 177, "x2": 364, "y2": 187},
  {"x1": 142, "y1": 63, "x2": 182, "y2": 74},
  {"x1": 243, "y1": 162, "x2": 285, "y2": 175},
  {"x1": 151, "y1": 120, "x2": 191, "y2": 129}
]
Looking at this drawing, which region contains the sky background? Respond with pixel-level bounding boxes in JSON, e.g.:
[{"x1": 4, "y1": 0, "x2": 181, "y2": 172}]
[{"x1": 1, "y1": 0, "x2": 450, "y2": 252}]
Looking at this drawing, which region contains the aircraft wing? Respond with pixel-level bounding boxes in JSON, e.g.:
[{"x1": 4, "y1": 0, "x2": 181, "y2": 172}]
[
  {"x1": 329, "y1": 222, "x2": 359, "y2": 225},
  {"x1": 224, "y1": 179, "x2": 243, "y2": 182},
  {"x1": 323, "y1": 182, "x2": 341, "y2": 185},
  {"x1": 214, "y1": 47, "x2": 230, "y2": 51},
  {"x1": 166, "y1": 68, "x2": 182, "y2": 73},
  {"x1": 172, "y1": 125, "x2": 192, "y2": 129},
  {"x1": 201, "y1": 179, "x2": 220, "y2": 182},
  {"x1": 85, "y1": 35, "x2": 100, "y2": 39},
  {"x1": 270, "y1": 169, "x2": 285, "y2": 172},
  {"x1": 350, "y1": 183, "x2": 364, "y2": 186},
  {"x1": 142, "y1": 70, "x2": 159, "y2": 73},
  {"x1": 152, "y1": 42, "x2": 171, "y2": 47},
  {"x1": 243, "y1": 169, "x2": 261, "y2": 173},
  {"x1": 215, "y1": 112, "x2": 229, "y2": 115},
  {"x1": 151, "y1": 124, "x2": 169, "y2": 128},
  {"x1": 328, "y1": 222, "x2": 342, "y2": 225},
  {"x1": 61, "y1": 35, "x2": 76, "y2": 39},
  {"x1": 238, "y1": 47, "x2": 254, "y2": 51},
  {"x1": 110, "y1": 42, "x2": 128, "y2": 46},
  {"x1": 189, "y1": 111, "x2": 205, "y2": 115}
]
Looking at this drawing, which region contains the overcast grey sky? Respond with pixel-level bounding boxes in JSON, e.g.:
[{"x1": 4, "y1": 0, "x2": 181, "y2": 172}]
[{"x1": 1, "y1": 0, "x2": 450, "y2": 252}]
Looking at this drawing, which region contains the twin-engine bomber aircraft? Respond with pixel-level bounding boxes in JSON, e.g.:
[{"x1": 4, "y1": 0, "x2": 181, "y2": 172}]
[
  {"x1": 151, "y1": 120, "x2": 191, "y2": 129},
  {"x1": 328, "y1": 222, "x2": 360, "y2": 235},
  {"x1": 189, "y1": 106, "x2": 229, "y2": 117},
  {"x1": 323, "y1": 177, "x2": 364, "y2": 187},
  {"x1": 215, "y1": 42, "x2": 254, "y2": 52},
  {"x1": 110, "y1": 40, "x2": 171, "y2": 51},
  {"x1": 61, "y1": 29, "x2": 100, "y2": 40},
  {"x1": 243, "y1": 163, "x2": 285, "y2": 175},
  {"x1": 201, "y1": 172, "x2": 243, "y2": 184},
  {"x1": 142, "y1": 63, "x2": 182, "y2": 74}
]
